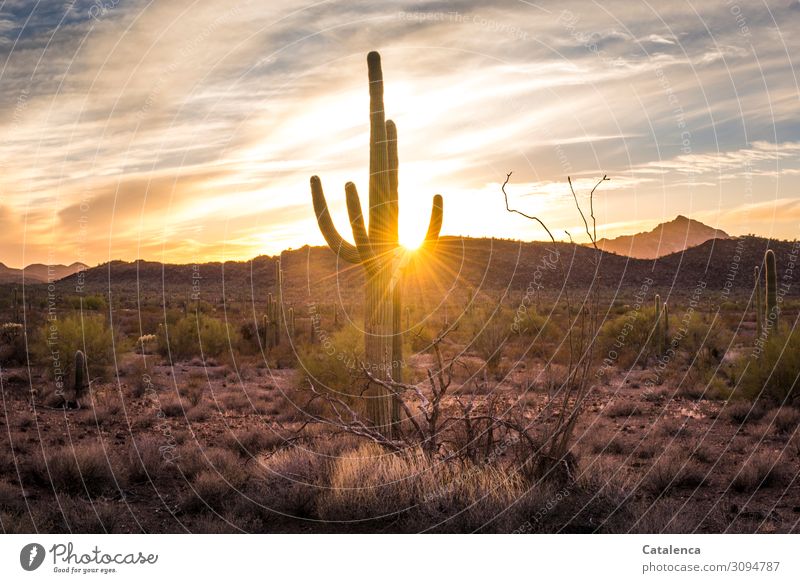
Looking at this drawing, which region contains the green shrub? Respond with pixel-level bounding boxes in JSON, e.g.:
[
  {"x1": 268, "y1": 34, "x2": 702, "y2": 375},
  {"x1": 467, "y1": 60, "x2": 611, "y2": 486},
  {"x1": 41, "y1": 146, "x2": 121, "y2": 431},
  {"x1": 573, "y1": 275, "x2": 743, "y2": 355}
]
[
  {"x1": 467, "y1": 306, "x2": 512, "y2": 373},
  {"x1": 597, "y1": 307, "x2": 659, "y2": 368},
  {"x1": 66, "y1": 295, "x2": 107, "y2": 311},
  {"x1": 296, "y1": 325, "x2": 364, "y2": 397},
  {"x1": 36, "y1": 313, "x2": 117, "y2": 381},
  {"x1": 673, "y1": 311, "x2": 730, "y2": 367},
  {"x1": 736, "y1": 327, "x2": 800, "y2": 403},
  {"x1": 156, "y1": 314, "x2": 238, "y2": 361},
  {"x1": 0, "y1": 322, "x2": 27, "y2": 365}
]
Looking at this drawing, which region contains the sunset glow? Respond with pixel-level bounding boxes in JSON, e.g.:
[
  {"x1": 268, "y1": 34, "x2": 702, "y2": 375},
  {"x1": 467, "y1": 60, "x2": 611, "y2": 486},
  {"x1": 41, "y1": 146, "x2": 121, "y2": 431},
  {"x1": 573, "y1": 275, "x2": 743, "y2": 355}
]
[{"x1": 0, "y1": 1, "x2": 798, "y2": 267}]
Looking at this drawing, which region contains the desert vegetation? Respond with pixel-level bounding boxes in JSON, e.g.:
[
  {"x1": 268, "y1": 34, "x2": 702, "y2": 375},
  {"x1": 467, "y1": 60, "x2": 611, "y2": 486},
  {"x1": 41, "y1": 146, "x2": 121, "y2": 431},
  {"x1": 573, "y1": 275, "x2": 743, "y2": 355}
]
[{"x1": 1, "y1": 52, "x2": 799, "y2": 535}]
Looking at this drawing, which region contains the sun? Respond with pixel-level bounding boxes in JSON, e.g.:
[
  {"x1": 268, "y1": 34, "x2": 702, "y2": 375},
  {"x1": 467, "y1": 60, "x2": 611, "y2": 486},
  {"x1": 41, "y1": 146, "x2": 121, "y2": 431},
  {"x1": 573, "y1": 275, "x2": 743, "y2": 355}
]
[{"x1": 398, "y1": 222, "x2": 425, "y2": 250}]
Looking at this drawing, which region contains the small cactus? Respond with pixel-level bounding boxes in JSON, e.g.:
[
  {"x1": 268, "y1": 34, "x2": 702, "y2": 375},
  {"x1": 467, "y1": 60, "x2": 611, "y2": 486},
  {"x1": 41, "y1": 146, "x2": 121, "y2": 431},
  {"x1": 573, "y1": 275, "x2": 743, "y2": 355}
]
[
  {"x1": 73, "y1": 350, "x2": 89, "y2": 408},
  {"x1": 274, "y1": 259, "x2": 283, "y2": 344},
  {"x1": 764, "y1": 249, "x2": 778, "y2": 331},
  {"x1": 654, "y1": 294, "x2": 662, "y2": 354},
  {"x1": 754, "y1": 265, "x2": 763, "y2": 339},
  {"x1": 262, "y1": 314, "x2": 270, "y2": 349},
  {"x1": 288, "y1": 307, "x2": 295, "y2": 338},
  {"x1": 12, "y1": 287, "x2": 19, "y2": 323},
  {"x1": 663, "y1": 301, "x2": 669, "y2": 351},
  {"x1": 310, "y1": 311, "x2": 318, "y2": 344}
]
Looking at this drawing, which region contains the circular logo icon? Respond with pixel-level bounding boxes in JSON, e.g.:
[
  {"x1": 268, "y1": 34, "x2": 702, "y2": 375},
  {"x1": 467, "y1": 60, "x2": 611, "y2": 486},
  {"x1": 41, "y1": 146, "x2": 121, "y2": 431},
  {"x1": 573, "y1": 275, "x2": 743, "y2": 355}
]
[{"x1": 20, "y1": 543, "x2": 46, "y2": 571}]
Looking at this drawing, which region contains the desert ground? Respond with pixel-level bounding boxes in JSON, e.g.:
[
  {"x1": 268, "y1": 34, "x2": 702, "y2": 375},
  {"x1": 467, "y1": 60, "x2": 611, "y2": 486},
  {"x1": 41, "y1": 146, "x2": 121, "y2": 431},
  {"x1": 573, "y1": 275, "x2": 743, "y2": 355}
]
[{"x1": 1, "y1": 236, "x2": 799, "y2": 533}]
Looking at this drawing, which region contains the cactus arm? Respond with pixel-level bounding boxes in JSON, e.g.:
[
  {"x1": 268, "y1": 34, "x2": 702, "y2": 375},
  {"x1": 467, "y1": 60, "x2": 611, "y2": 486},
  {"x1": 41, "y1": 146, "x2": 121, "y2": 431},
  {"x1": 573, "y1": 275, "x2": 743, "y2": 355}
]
[
  {"x1": 367, "y1": 51, "x2": 390, "y2": 244},
  {"x1": 386, "y1": 119, "x2": 399, "y2": 244},
  {"x1": 344, "y1": 182, "x2": 376, "y2": 267},
  {"x1": 311, "y1": 175, "x2": 362, "y2": 264},
  {"x1": 422, "y1": 194, "x2": 444, "y2": 247}
]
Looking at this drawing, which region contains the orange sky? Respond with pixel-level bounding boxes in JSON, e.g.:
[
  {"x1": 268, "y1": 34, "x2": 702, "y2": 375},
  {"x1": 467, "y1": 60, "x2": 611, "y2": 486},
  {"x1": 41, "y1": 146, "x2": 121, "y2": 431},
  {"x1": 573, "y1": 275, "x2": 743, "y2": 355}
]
[{"x1": 0, "y1": 0, "x2": 798, "y2": 267}]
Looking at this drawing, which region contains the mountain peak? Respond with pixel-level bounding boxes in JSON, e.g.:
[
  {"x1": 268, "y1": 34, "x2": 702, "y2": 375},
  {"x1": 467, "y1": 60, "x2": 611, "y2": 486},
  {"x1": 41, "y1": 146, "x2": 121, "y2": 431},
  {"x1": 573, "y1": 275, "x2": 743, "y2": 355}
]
[{"x1": 596, "y1": 216, "x2": 729, "y2": 259}]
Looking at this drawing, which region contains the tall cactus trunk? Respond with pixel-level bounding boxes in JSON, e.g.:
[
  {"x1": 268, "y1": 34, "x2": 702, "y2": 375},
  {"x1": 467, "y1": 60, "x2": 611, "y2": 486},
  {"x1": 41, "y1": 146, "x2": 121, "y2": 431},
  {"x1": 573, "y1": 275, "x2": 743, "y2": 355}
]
[
  {"x1": 764, "y1": 249, "x2": 777, "y2": 333},
  {"x1": 364, "y1": 266, "x2": 395, "y2": 434},
  {"x1": 309, "y1": 52, "x2": 444, "y2": 437}
]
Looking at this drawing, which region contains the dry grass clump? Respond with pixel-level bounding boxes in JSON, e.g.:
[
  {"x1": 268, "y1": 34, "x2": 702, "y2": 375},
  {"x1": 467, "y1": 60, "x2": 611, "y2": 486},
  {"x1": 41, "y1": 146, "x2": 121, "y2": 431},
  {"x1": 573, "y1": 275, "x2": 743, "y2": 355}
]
[
  {"x1": 316, "y1": 443, "x2": 525, "y2": 531},
  {"x1": 640, "y1": 454, "x2": 707, "y2": 496},
  {"x1": 725, "y1": 400, "x2": 766, "y2": 424},
  {"x1": 250, "y1": 446, "x2": 328, "y2": 517},
  {"x1": 0, "y1": 480, "x2": 23, "y2": 513},
  {"x1": 52, "y1": 496, "x2": 123, "y2": 533},
  {"x1": 731, "y1": 453, "x2": 792, "y2": 493},
  {"x1": 770, "y1": 406, "x2": 800, "y2": 435},
  {"x1": 127, "y1": 435, "x2": 179, "y2": 483},
  {"x1": 225, "y1": 427, "x2": 287, "y2": 458},
  {"x1": 689, "y1": 443, "x2": 715, "y2": 464},
  {"x1": 656, "y1": 417, "x2": 692, "y2": 438},
  {"x1": 25, "y1": 443, "x2": 126, "y2": 497},
  {"x1": 604, "y1": 400, "x2": 642, "y2": 418}
]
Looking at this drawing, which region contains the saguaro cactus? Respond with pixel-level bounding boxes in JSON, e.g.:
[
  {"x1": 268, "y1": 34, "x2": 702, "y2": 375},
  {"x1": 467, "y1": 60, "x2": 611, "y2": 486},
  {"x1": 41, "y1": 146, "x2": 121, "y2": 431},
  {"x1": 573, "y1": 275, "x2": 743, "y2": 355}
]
[
  {"x1": 654, "y1": 294, "x2": 662, "y2": 354},
  {"x1": 73, "y1": 350, "x2": 89, "y2": 408},
  {"x1": 310, "y1": 51, "x2": 444, "y2": 435},
  {"x1": 764, "y1": 249, "x2": 777, "y2": 331},
  {"x1": 288, "y1": 307, "x2": 295, "y2": 338},
  {"x1": 274, "y1": 259, "x2": 283, "y2": 344},
  {"x1": 754, "y1": 265, "x2": 763, "y2": 339},
  {"x1": 663, "y1": 301, "x2": 669, "y2": 351},
  {"x1": 263, "y1": 293, "x2": 281, "y2": 349}
]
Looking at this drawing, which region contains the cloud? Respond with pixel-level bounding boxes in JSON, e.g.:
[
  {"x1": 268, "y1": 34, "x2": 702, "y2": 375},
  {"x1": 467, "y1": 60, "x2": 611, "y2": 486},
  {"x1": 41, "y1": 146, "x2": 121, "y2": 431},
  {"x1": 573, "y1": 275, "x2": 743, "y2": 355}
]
[{"x1": 0, "y1": 0, "x2": 798, "y2": 264}]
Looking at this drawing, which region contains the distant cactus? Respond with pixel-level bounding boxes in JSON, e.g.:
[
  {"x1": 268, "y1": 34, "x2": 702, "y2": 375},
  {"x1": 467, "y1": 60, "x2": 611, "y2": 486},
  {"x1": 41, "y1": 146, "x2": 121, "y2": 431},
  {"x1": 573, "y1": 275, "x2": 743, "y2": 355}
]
[
  {"x1": 274, "y1": 259, "x2": 283, "y2": 345},
  {"x1": 310, "y1": 311, "x2": 318, "y2": 344},
  {"x1": 288, "y1": 307, "x2": 295, "y2": 338},
  {"x1": 754, "y1": 265, "x2": 763, "y2": 339},
  {"x1": 310, "y1": 51, "x2": 444, "y2": 435},
  {"x1": 12, "y1": 287, "x2": 19, "y2": 323},
  {"x1": 662, "y1": 301, "x2": 669, "y2": 352},
  {"x1": 654, "y1": 294, "x2": 662, "y2": 354},
  {"x1": 73, "y1": 350, "x2": 89, "y2": 408},
  {"x1": 262, "y1": 289, "x2": 282, "y2": 350},
  {"x1": 764, "y1": 249, "x2": 778, "y2": 331}
]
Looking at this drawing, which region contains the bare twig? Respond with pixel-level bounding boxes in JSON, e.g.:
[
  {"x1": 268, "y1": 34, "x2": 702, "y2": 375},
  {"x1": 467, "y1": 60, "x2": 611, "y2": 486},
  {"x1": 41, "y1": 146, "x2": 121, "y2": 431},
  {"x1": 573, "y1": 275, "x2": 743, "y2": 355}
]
[{"x1": 501, "y1": 172, "x2": 556, "y2": 244}]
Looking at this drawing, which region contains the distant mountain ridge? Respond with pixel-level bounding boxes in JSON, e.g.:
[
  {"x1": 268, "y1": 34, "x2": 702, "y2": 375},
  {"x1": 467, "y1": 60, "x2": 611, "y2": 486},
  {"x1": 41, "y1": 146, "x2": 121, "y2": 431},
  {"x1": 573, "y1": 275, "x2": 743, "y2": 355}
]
[
  {"x1": 0, "y1": 262, "x2": 87, "y2": 284},
  {"x1": 595, "y1": 215, "x2": 729, "y2": 259},
  {"x1": 46, "y1": 236, "x2": 796, "y2": 309}
]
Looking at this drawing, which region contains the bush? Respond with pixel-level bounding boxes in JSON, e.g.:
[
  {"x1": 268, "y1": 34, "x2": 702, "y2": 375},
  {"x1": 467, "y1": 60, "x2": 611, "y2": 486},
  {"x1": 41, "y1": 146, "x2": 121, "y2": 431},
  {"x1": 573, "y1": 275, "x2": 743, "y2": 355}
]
[
  {"x1": 296, "y1": 325, "x2": 364, "y2": 397},
  {"x1": 26, "y1": 443, "x2": 125, "y2": 497},
  {"x1": 675, "y1": 311, "x2": 730, "y2": 368},
  {"x1": 736, "y1": 327, "x2": 800, "y2": 403},
  {"x1": 641, "y1": 454, "x2": 706, "y2": 496},
  {"x1": 35, "y1": 313, "x2": 118, "y2": 382},
  {"x1": 731, "y1": 453, "x2": 791, "y2": 493},
  {"x1": 468, "y1": 306, "x2": 512, "y2": 373},
  {"x1": 0, "y1": 322, "x2": 27, "y2": 365},
  {"x1": 157, "y1": 314, "x2": 238, "y2": 362},
  {"x1": 66, "y1": 295, "x2": 107, "y2": 311},
  {"x1": 597, "y1": 307, "x2": 660, "y2": 368}
]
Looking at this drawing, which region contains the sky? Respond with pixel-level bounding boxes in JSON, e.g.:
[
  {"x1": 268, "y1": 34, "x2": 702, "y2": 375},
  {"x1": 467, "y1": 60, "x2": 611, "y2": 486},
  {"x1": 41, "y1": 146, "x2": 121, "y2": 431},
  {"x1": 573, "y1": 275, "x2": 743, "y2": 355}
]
[{"x1": 0, "y1": 0, "x2": 798, "y2": 267}]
